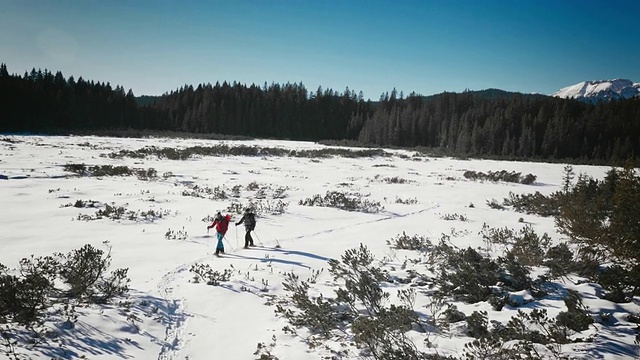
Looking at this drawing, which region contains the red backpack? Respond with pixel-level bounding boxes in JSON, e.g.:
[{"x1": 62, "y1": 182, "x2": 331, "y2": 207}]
[{"x1": 215, "y1": 214, "x2": 231, "y2": 233}]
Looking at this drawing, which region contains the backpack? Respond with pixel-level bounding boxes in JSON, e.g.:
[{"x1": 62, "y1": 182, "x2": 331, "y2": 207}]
[
  {"x1": 216, "y1": 214, "x2": 231, "y2": 233},
  {"x1": 245, "y1": 213, "x2": 256, "y2": 230}
]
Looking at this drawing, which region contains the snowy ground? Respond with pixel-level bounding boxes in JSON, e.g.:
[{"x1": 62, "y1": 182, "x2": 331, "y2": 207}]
[{"x1": 0, "y1": 135, "x2": 638, "y2": 359}]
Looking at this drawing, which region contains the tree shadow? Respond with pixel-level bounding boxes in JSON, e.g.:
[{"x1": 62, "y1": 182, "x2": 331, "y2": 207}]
[
  {"x1": 225, "y1": 252, "x2": 311, "y2": 269},
  {"x1": 23, "y1": 292, "x2": 182, "y2": 360},
  {"x1": 256, "y1": 246, "x2": 332, "y2": 262},
  {"x1": 36, "y1": 319, "x2": 140, "y2": 359}
]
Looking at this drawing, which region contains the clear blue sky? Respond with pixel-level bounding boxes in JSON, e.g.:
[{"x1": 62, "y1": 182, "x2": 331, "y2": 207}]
[{"x1": 1, "y1": 0, "x2": 639, "y2": 99}]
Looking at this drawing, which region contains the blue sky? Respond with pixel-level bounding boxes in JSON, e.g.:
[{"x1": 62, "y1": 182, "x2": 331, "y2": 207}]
[{"x1": 1, "y1": 0, "x2": 639, "y2": 99}]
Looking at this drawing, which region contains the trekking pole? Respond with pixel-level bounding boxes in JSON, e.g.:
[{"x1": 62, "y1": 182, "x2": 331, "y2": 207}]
[
  {"x1": 253, "y1": 230, "x2": 263, "y2": 246},
  {"x1": 223, "y1": 235, "x2": 235, "y2": 252},
  {"x1": 235, "y1": 226, "x2": 238, "y2": 249}
]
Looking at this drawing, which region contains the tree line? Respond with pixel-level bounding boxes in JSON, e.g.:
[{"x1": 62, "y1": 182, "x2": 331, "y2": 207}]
[
  {"x1": 0, "y1": 64, "x2": 139, "y2": 132},
  {"x1": 360, "y1": 89, "x2": 640, "y2": 162},
  {"x1": 2, "y1": 63, "x2": 639, "y2": 163}
]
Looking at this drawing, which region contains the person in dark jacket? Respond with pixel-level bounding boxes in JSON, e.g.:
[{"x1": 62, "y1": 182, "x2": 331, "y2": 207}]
[
  {"x1": 208, "y1": 212, "x2": 230, "y2": 256},
  {"x1": 236, "y1": 208, "x2": 256, "y2": 248}
]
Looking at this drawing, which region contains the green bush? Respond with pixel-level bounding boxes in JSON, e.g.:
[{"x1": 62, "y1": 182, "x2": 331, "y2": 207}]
[
  {"x1": 465, "y1": 311, "x2": 489, "y2": 338},
  {"x1": 387, "y1": 232, "x2": 432, "y2": 252},
  {"x1": 463, "y1": 170, "x2": 536, "y2": 184},
  {"x1": 597, "y1": 265, "x2": 638, "y2": 303},
  {"x1": 107, "y1": 144, "x2": 391, "y2": 160},
  {"x1": 275, "y1": 272, "x2": 341, "y2": 337},
  {"x1": 555, "y1": 290, "x2": 593, "y2": 332},
  {"x1": 504, "y1": 226, "x2": 551, "y2": 267},
  {"x1": 544, "y1": 243, "x2": 575, "y2": 279},
  {"x1": 276, "y1": 244, "x2": 431, "y2": 358},
  {"x1": 63, "y1": 164, "x2": 157, "y2": 179},
  {"x1": 555, "y1": 166, "x2": 640, "y2": 298},
  {"x1": 432, "y1": 244, "x2": 500, "y2": 303},
  {"x1": 189, "y1": 264, "x2": 233, "y2": 286},
  {"x1": 57, "y1": 243, "x2": 130, "y2": 303},
  {"x1": 0, "y1": 244, "x2": 130, "y2": 357},
  {"x1": 1, "y1": 256, "x2": 57, "y2": 326},
  {"x1": 502, "y1": 191, "x2": 560, "y2": 217},
  {"x1": 299, "y1": 191, "x2": 383, "y2": 213}
]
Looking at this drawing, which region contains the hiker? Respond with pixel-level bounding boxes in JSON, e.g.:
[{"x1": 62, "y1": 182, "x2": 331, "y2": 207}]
[
  {"x1": 236, "y1": 208, "x2": 256, "y2": 248},
  {"x1": 207, "y1": 212, "x2": 230, "y2": 256}
]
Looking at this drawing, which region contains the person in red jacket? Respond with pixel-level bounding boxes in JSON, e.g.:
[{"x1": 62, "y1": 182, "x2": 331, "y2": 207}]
[{"x1": 207, "y1": 212, "x2": 230, "y2": 256}]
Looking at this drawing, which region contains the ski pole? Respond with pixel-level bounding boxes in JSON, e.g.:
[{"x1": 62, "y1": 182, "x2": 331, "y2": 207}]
[
  {"x1": 235, "y1": 225, "x2": 238, "y2": 249},
  {"x1": 253, "y1": 230, "x2": 263, "y2": 246},
  {"x1": 223, "y1": 235, "x2": 235, "y2": 252}
]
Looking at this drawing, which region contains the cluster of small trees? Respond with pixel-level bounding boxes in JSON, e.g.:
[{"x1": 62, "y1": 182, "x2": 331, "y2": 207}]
[
  {"x1": 0, "y1": 242, "x2": 130, "y2": 357},
  {"x1": 502, "y1": 165, "x2": 640, "y2": 302},
  {"x1": 275, "y1": 166, "x2": 640, "y2": 358}
]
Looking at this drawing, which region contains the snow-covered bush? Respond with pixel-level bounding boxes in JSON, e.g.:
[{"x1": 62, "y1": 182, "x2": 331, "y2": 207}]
[
  {"x1": 386, "y1": 232, "x2": 432, "y2": 252},
  {"x1": 56, "y1": 242, "x2": 130, "y2": 303},
  {"x1": 299, "y1": 190, "x2": 383, "y2": 213},
  {"x1": 0, "y1": 243, "x2": 131, "y2": 358},
  {"x1": 189, "y1": 264, "x2": 233, "y2": 286}
]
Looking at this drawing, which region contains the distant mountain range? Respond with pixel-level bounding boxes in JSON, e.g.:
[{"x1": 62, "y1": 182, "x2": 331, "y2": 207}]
[{"x1": 552, "y1": 79, "x2": 640, "y2": 103}]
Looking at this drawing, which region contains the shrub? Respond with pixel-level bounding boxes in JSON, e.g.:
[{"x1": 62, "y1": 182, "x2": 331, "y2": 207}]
[
  {"x1": 442, "y1": 304, "x2": 466, "y2": 323},
  {"x1": 63, "y1": 164, "x2": 157, "y2": 180},
  {"x1": 463, "y1": 336, "x2": 524, "y2": 360},
  {"x1": 165, "y1": 227, "x2": 188, "y2": 240},
  {"x1": 373, "y1": 175, "x2": 412, "y2": 184},
  {"x1": 555, "y1": 290, "x2": 593, "y2": 332},
  {"x1": 480, "y1": 224, "x2": 514, "y2": 246},
  {"x1": 227, "y1": 199, "x2": 289, "y2": 216},
  {"x1": 63, "y1": 163, "x2": 88, "y2": 175},
  {"x1": 107, "y1": 144, "x2": 391, "y2": 160},
  {"x1": 486, "y1": 199, "x2": 504, "y2": 210},
  {"x1": 497, "y1": 254, "x2": 532, "y2": 293},
  {"x1": 1, "y1": 256, "x2": 58, "y2": 326},
  {"x1": 56, "y1": 242, "x2": 130, "y2": 303},
  {"x1": 275, "y1": 272, "x2": 341, "y2": 337},
  {"x1": 466, "y1": 311, "x2": 489, "y2": 338},
  {"x1": 627, "y1": 313, "x2": 640, "y2": 323},
  {"x1": 0, "y1": 244, "x2": 130, "y2": 357},
  {"x1": 299, "y1": 191, "x2": 383, "y2": 213},
  {"x1": 432, "y1": 233, "x2": 538, "y2": 302},
  {"x1": 502, "y1": 191, "x2": 560, "y2": 217},
  {"x1": 597, "y1": 265, "x2": 637, "y2": 303},
  {"x1": 189, "y1": 264, "x2": 233, "y2": 286},
  {"x1": 394, "y1": 196, "x2": 418, "y2": 205},
  {"x1": 77, "y1": 203, "x2": 172, "y2": 222},
  {"x1": 276, "y1": 244, "x2": 429, "y2": 358},
  {"x1": 463, "y1": 170, "x2": 536, "y2": 184},
  {"x1": 544, "y1": 243, "x2": 575, "y2": 279},
  {"x1": 329, "y1": 244, "x2": 389, "y2": 315},
  {"x1": 432, "y1": 245, "x2": 499, "y2": 303},
  {"x1": 555, "y1": 166, "x2": 640, "y2": 298},
  {"x1": 504, "y1": 226, "x2": 551, "y2": 267},
  {"x1": 441, "y1": 213, "x2": 468, "y2": 221},
  {"x1": 387, "y1": 232, "x2": 432, "y2": 252},
  {"x1": 351, "y1": 305, "x2": 422, "y2": 360},
  {"x1": 181, "y1": 184, "x2": 228, "y2": 200}
]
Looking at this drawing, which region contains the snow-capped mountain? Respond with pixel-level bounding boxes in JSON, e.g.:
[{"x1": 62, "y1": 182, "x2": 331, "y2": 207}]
[{"x1": 552, "y1": 78, "x2": 640, "y2": 103}]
